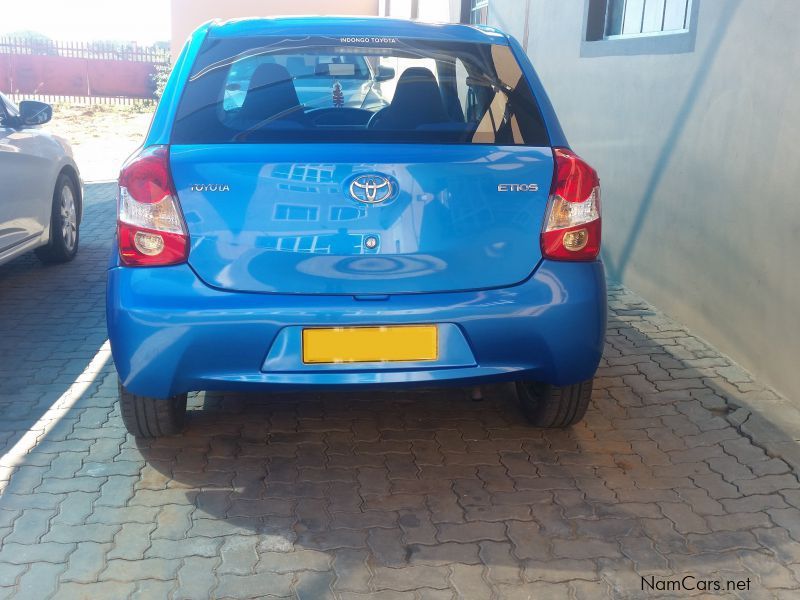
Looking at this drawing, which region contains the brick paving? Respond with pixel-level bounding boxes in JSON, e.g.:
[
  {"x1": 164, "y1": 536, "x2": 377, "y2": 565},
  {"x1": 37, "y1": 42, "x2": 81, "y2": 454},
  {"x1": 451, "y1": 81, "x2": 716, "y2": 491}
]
[{"x1": 1, "y1": 182, "x2": 799, "y2": 599}]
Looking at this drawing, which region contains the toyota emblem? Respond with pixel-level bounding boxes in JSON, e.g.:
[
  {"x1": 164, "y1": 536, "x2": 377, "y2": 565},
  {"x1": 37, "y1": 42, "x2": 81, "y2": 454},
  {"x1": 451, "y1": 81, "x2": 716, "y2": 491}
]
[{"x1": 349, "y1": 174, "x2": 394, "y2": 204}]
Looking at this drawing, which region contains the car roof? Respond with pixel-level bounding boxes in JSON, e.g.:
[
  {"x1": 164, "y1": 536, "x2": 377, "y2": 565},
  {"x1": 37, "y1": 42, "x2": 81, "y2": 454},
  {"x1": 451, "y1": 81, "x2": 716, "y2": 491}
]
[{"x1": 205, "y1": 16, "x2": 509, "y2": 45}]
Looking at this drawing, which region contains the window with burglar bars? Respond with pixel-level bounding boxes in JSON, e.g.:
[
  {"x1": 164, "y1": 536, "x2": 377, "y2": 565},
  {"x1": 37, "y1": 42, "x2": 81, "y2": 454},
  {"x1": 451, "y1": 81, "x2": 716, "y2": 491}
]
[
  {"x1": 470, "y1": 0, "x2": 489, "y2": 25},
  {"x1": 605, "y1": 0, "x2": 692, "y2": 38}
]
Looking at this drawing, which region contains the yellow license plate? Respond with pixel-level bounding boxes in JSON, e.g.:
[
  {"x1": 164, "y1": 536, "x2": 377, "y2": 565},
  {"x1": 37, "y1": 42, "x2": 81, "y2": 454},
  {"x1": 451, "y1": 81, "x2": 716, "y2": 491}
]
[{"x1": 302, "y1": 325, "x2": 438, "y2": 364}]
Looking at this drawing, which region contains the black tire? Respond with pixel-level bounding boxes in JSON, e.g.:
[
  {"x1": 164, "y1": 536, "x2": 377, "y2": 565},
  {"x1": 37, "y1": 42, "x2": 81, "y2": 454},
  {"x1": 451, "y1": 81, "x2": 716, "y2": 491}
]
[
  {"x1": 515, "y1": 379, "x2": 593, "y2": 428},
  {"x1": 35, "y1": 173, "x2": 80, "y2": 264},
  {"x1": 119, "y1": 380, "x2": 187, "y2": 438}
]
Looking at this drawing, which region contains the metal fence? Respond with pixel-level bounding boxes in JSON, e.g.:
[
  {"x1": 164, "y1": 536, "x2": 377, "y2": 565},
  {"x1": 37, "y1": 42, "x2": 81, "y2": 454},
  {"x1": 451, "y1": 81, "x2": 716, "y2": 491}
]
[
  {"x1": 3, "y1": 93, "x2": 151, "y2": 106},
  {"x1": 0, "y1": 37, "x2": 170, "y2": 104}
]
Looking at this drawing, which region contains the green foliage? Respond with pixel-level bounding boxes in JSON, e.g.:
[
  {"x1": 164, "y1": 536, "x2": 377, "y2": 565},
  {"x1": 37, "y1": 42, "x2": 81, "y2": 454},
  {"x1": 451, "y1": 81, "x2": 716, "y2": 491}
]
[
  {"x1": 4, "y1": 30, "x2": 52, "y2": 42},
  {"x1": 152, "y1": 62, "x2": 172, "y2": 101}
]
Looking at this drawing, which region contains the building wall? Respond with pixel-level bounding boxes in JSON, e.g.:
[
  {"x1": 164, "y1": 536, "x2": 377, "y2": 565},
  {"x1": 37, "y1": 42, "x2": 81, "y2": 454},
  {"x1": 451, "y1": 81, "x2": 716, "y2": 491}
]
[
  {"x1": 171, "y1": 0, "x2": 380, "y2": 54},
  {"x1": 489, "y1": 0, "x2": 800, "y2": 398},
  {"x1": 379, "y1": 0, "x2": 462, "y2": 22}
]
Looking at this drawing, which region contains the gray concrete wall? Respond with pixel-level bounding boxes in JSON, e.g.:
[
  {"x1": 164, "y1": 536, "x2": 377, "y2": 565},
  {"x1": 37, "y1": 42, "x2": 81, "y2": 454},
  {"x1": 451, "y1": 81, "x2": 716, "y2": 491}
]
[{"x1": 490, "y1": 0, "x2": 800, "y2": 398}]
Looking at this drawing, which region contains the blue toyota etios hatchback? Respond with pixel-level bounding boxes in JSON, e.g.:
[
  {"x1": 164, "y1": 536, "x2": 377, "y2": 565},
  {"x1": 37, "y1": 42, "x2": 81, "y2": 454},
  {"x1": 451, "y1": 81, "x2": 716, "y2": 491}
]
[{"x1": 107, "y1": 17, "x2": 606, "y2": 438}]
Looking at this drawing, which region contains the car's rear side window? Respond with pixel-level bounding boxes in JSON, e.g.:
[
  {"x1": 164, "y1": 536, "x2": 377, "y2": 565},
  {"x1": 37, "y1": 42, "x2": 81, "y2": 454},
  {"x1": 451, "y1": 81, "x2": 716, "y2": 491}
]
[{"x1": 171, "y1": 35, "x2": 549, "y2": 146}]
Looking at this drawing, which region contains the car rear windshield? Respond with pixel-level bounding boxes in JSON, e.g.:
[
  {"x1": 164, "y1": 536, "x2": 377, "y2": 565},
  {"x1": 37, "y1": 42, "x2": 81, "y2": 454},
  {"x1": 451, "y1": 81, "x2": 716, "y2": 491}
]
[{"x1": 171, "y1": 36, "x2": 549, "y2": 146}]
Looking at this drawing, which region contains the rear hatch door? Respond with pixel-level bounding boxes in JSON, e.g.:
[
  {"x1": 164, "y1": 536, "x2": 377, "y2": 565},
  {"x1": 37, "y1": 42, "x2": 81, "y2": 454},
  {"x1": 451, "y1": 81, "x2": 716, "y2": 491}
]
[{"x1": 170, "y1": 144, "x2": 552, "y2": 295}]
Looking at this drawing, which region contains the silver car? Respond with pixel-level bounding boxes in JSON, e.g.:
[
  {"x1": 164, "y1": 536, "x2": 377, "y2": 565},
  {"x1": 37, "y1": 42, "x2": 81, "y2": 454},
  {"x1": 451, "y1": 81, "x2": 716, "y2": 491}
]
[{"x1": 0, "y1": 93, "x2": 82, "y2": 266}]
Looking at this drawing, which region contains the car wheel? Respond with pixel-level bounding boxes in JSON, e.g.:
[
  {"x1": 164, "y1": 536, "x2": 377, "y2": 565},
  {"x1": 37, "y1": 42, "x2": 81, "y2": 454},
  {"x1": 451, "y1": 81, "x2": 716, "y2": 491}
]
[
  {"x1": 515, "y1": 379, "x2": 593, "y2": 428},
  {"x1": 119, "y1": 380, "x2": 187, "y2": 438},
  {"x1": 35, "y1": 173, "x2": 80, "y2": 264}
]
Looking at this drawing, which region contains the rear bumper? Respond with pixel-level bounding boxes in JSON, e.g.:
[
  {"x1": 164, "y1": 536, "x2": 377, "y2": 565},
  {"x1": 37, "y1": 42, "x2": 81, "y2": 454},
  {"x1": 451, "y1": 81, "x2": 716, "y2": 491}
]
[{"x1": 106, "y1": 261, "x2": 606, "y2": 398}]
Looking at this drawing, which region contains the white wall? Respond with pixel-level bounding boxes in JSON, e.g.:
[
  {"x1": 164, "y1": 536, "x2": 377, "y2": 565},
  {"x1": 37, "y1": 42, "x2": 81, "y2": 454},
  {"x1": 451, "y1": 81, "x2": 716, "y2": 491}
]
[{"x1": 379, "y1": 0, "x2": 462, "y2": 22}]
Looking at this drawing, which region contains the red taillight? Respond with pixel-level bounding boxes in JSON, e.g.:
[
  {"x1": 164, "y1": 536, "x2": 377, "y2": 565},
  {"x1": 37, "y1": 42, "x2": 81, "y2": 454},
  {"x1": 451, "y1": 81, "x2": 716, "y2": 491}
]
[
  {"x1": 541, "y1": 147, "x2": 601, "y2": 261},
  {"x1": 117, "y1": 146, "x2": 188, "y2": 266}
]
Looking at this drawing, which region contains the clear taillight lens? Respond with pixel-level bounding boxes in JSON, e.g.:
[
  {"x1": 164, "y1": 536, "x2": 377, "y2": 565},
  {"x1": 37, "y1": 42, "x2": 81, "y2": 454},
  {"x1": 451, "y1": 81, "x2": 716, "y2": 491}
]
[
  {"x1": 117, "y1": 146, "x2": 188, "y2": 266},
  {"x1": 541, "y1": 147, "x2": 601, "y2": 261}
]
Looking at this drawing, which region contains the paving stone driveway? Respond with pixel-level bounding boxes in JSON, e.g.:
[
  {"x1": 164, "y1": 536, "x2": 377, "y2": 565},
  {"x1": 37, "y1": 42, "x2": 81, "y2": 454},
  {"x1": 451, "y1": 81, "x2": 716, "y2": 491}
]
[{"x1": 1, "y1": 182, "x2": 800, "y2": 599}]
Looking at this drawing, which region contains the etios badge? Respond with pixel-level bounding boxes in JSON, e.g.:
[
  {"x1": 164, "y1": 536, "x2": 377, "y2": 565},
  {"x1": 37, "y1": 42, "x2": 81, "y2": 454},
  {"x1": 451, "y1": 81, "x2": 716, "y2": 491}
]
[
  {"x1": 497, "y1": 183, "x2": 539, "y2": 192},
  {"x1": 349, "y1": 175, "x2": 394, "y2": 204}
]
